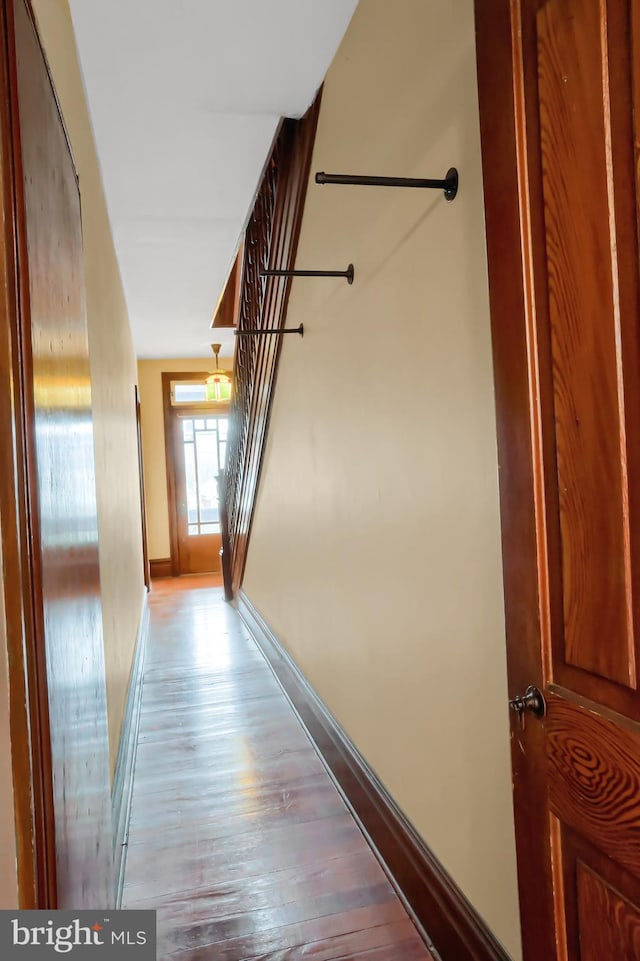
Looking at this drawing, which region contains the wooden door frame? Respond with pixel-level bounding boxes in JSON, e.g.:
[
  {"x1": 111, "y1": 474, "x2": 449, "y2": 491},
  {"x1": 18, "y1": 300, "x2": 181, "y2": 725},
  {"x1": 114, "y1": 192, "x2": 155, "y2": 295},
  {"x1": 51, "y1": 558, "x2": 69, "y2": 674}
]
[
  {"x1": 135, "y1": 385, "x2": 151, "y2": 591},
  {"x1": 474, "y1": 1, "x2": 557, "y2": 957},
  {"x1": 0, "y1": 0, "x2": 58, "y2": 908},
  {"x1": 162, "y1": 371, "x2": 230, "y2": 576}
]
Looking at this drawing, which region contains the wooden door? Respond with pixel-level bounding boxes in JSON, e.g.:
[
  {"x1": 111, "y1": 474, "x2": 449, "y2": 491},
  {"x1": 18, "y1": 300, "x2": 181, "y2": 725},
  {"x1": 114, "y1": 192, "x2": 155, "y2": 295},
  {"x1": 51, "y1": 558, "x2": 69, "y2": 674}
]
[
  {"x1": 476, "y1": 1, "x2": 640, "y2": 958},
  {"x1": 7, "y1": 0, "x2": 113, "y2": 906},
  {"x1": 163, "y1": 373, "x2": 228, "y2": 575}
]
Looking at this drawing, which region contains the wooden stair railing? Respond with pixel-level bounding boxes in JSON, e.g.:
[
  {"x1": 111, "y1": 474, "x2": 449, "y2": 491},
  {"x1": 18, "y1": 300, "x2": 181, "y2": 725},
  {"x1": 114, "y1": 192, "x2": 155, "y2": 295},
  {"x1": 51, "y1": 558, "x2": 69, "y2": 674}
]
[{"x1": 221, "y1": 95, "x2": 321, "y2": 599}]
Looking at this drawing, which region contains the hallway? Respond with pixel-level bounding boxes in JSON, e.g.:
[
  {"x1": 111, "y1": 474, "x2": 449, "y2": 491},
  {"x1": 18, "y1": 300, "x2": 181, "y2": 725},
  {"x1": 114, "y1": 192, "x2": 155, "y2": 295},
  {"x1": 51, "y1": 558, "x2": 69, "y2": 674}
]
[{"x1": 122, "y1": 578, "x2": 435, "y2": 961}]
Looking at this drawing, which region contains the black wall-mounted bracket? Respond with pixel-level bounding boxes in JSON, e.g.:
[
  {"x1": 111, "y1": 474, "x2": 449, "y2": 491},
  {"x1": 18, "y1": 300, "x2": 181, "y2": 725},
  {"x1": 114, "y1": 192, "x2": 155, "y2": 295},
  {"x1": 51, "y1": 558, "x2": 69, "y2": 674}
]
[
  {"x1": 235, "y1": 325, "x2": 304, "y2": 338},
  {"x1": 315, "y1": 168, "x2": 459, "y2": 202},
  {"x1": 260, "y1": 265, "x2": 354, "y2": 285}
]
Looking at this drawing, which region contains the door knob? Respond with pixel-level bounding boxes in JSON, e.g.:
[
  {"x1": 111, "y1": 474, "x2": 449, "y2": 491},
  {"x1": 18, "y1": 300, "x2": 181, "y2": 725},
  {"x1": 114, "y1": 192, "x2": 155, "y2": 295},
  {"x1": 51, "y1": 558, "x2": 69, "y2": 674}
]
[{"x1": 509, "y1": 685, "x2": 546, "y2": 720}]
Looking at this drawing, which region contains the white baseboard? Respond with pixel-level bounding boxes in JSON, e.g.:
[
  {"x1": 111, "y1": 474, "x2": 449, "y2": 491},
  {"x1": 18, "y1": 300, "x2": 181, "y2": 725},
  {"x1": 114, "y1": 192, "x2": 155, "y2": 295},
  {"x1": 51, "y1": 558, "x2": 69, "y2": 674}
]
[{"x1": 112, "y1": 589, "x2": 149, "y2": 907}]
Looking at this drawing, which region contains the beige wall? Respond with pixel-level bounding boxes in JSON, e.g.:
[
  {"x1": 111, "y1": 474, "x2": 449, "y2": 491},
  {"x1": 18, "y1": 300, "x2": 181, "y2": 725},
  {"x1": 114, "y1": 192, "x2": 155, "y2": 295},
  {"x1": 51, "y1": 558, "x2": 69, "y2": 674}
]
[
  {"x1": 137, "y1": 358, "x2": 233, "y2": 560},
  {"x1": 243, "y1": 0, "x2": 522, "y2": 957},
  {"x1": 0, "y1": 554, "x2": 18, "y2": 908},
  {"x1": 32, "y1": 0, "x2": 146, "y2": 777}
]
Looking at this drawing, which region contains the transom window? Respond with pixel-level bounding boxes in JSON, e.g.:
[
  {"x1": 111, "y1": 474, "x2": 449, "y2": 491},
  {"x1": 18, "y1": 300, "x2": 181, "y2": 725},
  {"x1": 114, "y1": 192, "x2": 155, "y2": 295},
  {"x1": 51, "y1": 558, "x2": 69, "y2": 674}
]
[{"x1": 171, "y1": 382, "x2": 209, "y2": 405}]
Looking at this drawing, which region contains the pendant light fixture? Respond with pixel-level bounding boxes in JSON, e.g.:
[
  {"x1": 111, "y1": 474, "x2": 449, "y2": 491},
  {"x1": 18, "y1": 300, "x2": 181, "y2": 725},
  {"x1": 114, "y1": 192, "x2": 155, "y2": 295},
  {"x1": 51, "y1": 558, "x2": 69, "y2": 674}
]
[{"x1": 205, "y1": 343, "x2": 232, "y2": 402}]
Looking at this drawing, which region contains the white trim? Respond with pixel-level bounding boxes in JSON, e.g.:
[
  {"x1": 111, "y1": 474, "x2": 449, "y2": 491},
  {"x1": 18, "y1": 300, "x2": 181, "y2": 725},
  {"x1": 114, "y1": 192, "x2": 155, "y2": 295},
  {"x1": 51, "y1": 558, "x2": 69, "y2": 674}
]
[{"x1": 112, "y1": 589, "x2": 149, "y2": 907}]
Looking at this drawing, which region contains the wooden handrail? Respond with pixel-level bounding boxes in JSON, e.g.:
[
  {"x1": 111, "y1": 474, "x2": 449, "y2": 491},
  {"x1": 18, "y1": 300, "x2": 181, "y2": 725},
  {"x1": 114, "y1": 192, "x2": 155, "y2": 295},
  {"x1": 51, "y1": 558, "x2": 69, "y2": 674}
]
[{"x1": 221, "y1": 94, "x2": 321, "y2": 599}]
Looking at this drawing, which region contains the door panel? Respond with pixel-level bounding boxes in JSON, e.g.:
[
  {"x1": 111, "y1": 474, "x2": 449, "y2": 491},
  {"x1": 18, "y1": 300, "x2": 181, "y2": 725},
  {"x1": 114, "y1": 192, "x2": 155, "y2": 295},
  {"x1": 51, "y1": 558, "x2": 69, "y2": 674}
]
[
  {"x1": 576, "y1": 861, "x2": 640, "y2": 960},
  {"x1": 537, "y1": 0, "x2": 640, "y2": 704},
  {"x1": 11, "y1": 0, "x2": 113, "y2": 906},
  {"x1": 559, "y1": 828, "x2": 640, "y2": 961},
  {"x1": 476, "y1": 0, "x2": 640, "y2": 957},
  {"x1": 537, "y1": 0, "x2": 640, "y2": 695},
  {"x1": 546, "y1": 694, "x2": 640, "y2": 876}
]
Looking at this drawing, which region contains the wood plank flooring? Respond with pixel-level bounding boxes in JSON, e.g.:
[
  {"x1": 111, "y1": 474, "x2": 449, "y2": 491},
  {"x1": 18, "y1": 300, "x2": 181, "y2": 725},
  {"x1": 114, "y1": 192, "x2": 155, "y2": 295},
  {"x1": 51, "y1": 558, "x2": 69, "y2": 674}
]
[{"x1": 123, "y1": 576, "x2": 435, "y2": 961}]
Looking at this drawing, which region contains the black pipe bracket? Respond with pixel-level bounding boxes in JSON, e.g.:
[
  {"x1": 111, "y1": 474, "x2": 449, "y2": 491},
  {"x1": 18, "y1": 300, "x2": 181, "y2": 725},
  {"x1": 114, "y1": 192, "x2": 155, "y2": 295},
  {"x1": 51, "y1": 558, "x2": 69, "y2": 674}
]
[
  {"x1": 260, "y1": 265, "x2": 354, "y2": 284},
  {"x1": 315, "y1": 168, "x2": 459, "y2": 202},
  {"x1": 234, "y1": 325, "x2": 304, "y2": 338}
]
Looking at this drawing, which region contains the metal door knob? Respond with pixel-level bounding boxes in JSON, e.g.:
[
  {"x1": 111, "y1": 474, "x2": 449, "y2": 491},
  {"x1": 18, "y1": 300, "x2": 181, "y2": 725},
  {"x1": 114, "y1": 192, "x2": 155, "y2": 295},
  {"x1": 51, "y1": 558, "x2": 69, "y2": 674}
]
[{"x1": 509, "y1": 685, "x2": 546, "y2": 719}]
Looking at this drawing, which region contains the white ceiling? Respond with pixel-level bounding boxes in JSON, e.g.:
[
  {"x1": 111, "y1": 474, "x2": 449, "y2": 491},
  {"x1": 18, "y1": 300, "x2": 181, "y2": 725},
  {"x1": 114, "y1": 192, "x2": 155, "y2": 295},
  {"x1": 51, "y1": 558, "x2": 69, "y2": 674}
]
[{"x1": 68, "y1": 0, "x2": 358, "y2": 359}]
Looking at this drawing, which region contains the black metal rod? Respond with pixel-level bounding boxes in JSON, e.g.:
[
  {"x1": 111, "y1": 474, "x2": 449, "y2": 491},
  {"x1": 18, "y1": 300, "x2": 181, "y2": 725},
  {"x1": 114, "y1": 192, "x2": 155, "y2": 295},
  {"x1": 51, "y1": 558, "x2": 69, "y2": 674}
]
[
  {"x1": 260, "y1": 264, "x2": 354, "y2": 285},
  {"x1": 315, "y1": 168, "x2": 459, "y2": 201},
  {"x1": 235, "y1": 324, "x2": 304, "y2": 338}
]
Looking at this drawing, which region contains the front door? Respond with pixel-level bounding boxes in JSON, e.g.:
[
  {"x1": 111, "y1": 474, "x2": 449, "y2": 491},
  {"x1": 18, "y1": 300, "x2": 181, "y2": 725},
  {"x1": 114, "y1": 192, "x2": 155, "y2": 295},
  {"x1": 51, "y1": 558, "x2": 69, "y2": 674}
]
[
  {"x1": 476, "y1": 1, "x2": 640, "y2": 959},
  {"x1": 163, "y1": 373, "x2": 228, "y2": 575}
]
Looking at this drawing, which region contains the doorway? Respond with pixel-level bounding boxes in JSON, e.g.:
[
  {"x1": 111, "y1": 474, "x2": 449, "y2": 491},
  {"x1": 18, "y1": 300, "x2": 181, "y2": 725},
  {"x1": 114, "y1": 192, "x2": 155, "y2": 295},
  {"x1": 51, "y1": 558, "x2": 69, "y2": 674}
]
[
  {"x1": 476, "y1": 1, "x2": 640, "y2": 958},
  {"x1": 162, "y1": 372, "x2": 229, "y2": 575}
]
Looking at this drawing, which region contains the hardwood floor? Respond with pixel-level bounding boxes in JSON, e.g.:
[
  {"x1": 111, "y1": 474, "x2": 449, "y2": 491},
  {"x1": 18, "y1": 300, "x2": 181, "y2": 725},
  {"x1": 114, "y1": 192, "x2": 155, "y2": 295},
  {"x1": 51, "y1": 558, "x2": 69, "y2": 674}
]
[{"x1": 122, "y1": 577, "x2": 435, "y2": 961}]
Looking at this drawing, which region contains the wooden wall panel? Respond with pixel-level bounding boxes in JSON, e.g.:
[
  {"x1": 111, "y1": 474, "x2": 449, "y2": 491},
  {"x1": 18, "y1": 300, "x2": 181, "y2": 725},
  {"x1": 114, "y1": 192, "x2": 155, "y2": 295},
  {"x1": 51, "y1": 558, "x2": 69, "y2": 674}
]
[
  {"x1": 211, "y1": 247, "x2": 242, "y2": 329},
  {"x1": 537, "y1": 0, "x2": 639, "y2": 689},
  {"x1": 11, "y1": 0, "x2": 113, "y2": 907}
]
